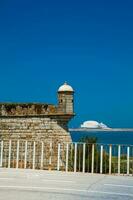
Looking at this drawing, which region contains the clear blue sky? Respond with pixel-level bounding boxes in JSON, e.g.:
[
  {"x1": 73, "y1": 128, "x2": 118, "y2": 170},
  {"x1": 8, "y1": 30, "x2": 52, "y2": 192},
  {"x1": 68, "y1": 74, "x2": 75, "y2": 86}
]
[{"x1": 0, "y1": 0, "x2": 133, "y2": 128}]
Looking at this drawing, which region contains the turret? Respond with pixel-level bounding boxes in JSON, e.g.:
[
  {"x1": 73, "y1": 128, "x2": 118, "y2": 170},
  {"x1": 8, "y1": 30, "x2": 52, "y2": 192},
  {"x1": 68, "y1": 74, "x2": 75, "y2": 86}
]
[{"x1": 57, "y1": 82, "x2": 74, "y2": 114}]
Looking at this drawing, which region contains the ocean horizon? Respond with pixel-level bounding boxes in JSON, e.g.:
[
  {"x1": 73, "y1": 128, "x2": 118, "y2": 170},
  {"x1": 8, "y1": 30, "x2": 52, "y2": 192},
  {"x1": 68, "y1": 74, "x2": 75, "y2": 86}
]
[{"x1": 70, "y1": 129, "x2": 133, "y2": 145}]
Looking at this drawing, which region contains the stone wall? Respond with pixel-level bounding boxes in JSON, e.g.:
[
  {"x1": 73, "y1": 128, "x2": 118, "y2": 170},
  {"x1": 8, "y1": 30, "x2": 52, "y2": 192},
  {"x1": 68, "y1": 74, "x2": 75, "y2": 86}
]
[
  {"x1": 0, "y1": 103, "x2": 56, "y2": 116},
  {"x1": 0, "y1": 116, "x2": 72, "y2": 142},
  {"x1": 0, "y1": 97, "x2": 74, "y2": 169},
  {"x1": 0, "y1": 115, "x2": 72, "y2": 169}
]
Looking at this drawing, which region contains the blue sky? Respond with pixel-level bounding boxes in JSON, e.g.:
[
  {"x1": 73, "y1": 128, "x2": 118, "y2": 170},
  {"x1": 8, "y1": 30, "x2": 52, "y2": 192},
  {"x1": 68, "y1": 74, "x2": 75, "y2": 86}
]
[{"x1": 0, "y1": 0, "x2": 133, "y2": 128}]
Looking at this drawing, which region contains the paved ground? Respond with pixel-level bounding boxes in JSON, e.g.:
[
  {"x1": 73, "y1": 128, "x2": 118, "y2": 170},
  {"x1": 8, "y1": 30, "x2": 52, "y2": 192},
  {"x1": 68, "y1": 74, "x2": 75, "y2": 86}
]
[{"x1": 0, "y1": 169, "x2": 133, "y2": 200}]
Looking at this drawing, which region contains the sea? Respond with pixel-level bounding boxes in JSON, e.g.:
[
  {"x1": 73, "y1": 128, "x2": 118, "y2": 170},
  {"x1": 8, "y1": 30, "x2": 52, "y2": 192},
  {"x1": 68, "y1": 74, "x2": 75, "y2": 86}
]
[{"x1": 70, "y1": 130, "x2": 133, "y2": 145}]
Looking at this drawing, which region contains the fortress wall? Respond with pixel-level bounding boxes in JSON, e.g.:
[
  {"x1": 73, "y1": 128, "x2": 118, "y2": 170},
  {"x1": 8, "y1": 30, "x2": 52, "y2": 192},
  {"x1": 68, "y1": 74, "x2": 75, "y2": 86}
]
[
  {"x1": 0, "y1": 83, "x2": 75, "y2": 169},
  {"x1": 0, "y1": 117, "x2": 72, "y2": 169},
  {"x1": 0, "y1": 117, "x2": 72, "y2": 143}
]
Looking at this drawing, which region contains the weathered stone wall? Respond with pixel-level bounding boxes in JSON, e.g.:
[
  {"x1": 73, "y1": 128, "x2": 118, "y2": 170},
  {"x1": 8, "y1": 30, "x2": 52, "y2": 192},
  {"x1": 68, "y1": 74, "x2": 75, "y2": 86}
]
[
  {"x1": 0, "y1": 103, "x2": 73, "y2": 146},
  {"x1": 0, "y1": 89, "x2": 74, "y2": 170},
  {"x1": 0, "y1": 103, "x2": 56, "y2": 116},
  {"x1": 0, "y1": 117, "x2": 72, "y2": 143},
  {"x1": 0, "y1": 116, "x2": 72, "y2": 170},
  {"x1": 58, "y1": 92, "x2": 74, "y2": 114}
]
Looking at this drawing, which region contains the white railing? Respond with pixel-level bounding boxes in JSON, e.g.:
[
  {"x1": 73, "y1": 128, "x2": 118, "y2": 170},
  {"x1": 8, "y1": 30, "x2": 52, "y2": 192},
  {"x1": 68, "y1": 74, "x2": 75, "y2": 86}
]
[{"x1": 0, "y1": 140, "x2": 133, "y2": 175}]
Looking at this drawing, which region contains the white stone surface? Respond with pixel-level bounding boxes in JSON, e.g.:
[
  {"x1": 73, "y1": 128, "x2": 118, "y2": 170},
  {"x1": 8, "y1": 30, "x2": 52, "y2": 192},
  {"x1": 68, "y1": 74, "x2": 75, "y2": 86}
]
[
  {"x1": 0, "y1": 168, "x2": 132, "y2": 200},
  {"x1": 81, "y1": 120, "x2": 110, "y2": 129},
  {"x1": 58, "y1": 82, "x2": 74, "y2": 92}
]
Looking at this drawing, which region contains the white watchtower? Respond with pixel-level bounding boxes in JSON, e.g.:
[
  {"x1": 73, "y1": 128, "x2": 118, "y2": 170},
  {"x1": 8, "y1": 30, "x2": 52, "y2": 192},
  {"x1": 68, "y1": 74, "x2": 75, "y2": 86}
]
[{"x1": 58, "y1": 82, "x2": 74, "y2": 114}]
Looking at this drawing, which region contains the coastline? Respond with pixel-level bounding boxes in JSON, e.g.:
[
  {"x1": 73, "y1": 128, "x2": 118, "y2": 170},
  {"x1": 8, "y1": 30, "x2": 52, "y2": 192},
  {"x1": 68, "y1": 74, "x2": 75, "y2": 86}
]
[{"x1": 69, "y1": 128, "x2": 133, "y2": 132}]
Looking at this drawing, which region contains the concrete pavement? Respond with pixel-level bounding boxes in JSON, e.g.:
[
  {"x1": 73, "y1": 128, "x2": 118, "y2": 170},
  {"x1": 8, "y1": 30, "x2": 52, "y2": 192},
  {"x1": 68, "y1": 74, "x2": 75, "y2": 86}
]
[{"x1": 0, "y1": 168, "x2": 133, "y2": 200}]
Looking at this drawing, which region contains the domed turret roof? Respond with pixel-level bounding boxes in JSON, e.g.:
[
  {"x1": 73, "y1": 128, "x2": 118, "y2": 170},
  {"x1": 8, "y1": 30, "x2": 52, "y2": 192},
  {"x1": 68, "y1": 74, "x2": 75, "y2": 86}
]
[{"x1": 58, "y1": 82, "x2": 74, "y2": 92}]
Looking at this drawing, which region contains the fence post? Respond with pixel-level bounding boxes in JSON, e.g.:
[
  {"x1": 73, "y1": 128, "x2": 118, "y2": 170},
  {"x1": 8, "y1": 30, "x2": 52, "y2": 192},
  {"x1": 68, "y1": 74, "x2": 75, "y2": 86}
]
[
  {"x1": 109, "y1": 145, "x2": 112, "y2": 174},
  {"x1": 0, "y1": 141, "x2": 3, "y2": 167},
  {"x1": 127, "y1": 146, "x2": 130, "y2": 175},
  {"x1": 100, "y1": 145, "x2": 103, "y2": 174},
  {"x1": 24, "y1": 141, "x2": 28, "y2": 169},
  {"x1": 16, "y1": 140, "x2": 20, "y2": 169},
  {"x1": 66, "y1": 143, "x2": 69, "y2": 172},
  {"x1": 8, "y1": 140, "x2": 12, "y2": 168},
  {"x1": 33, "y1": 141, "x2": 36, "y2": 169},
  {"x1": 57, "y1": 143, "x2": 61, "y2": 171},
  {"x1": 74, "y1": 143, "x2": 77, "y2": 172},
  {"x1": 49, "y1": 142, "x2": 52, "y2": 166},
  {"x1": 91, "y1": 144, "x2": 95, "y2": 174},
  {"x1": 82, "y1": 143, "x2": 86, "y2": 173},
  {"x1": 118, "y1": 145, "x2": 121, "y2": 175},
  {"x1": 40, "y1": 142, "x2": 44, "y2": 169}
]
